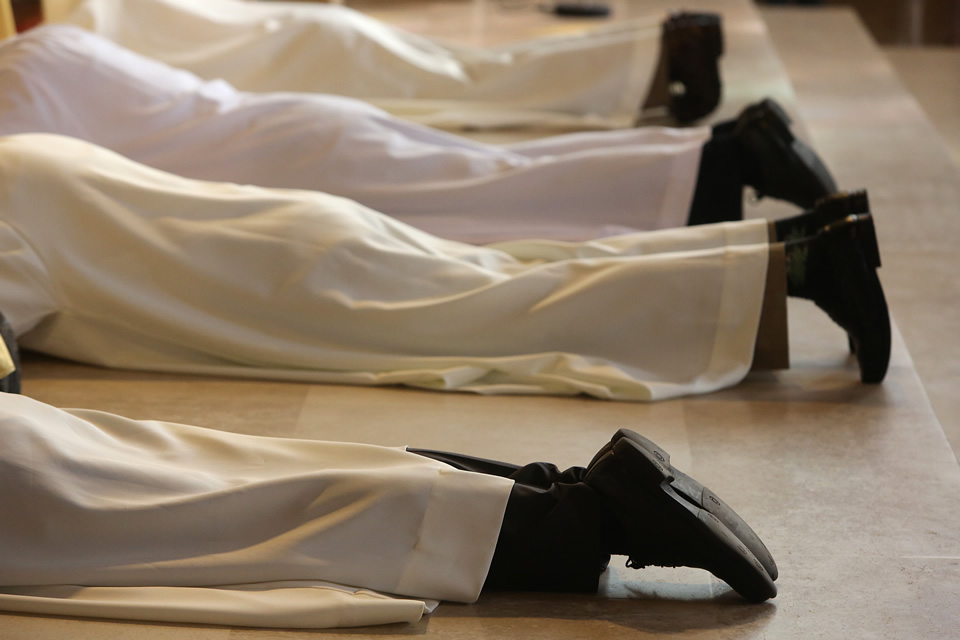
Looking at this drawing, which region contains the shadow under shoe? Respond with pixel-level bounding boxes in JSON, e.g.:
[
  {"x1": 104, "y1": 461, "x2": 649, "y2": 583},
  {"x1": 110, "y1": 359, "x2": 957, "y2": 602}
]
[
  {"x1": 737, "y1": 99, "x2": 838, "y2": 208},
  {"x1": 664, "y1": 12, "x2": 724, "y2": 123},
  {"x1": 790, "y1": 213, "x2": 890, "y2": 383},
  {"x1": 584, "y1": 436, "x2": 777, "y2": 603},
  {"x1": 0, "y1": 311, "x2": 21, "y2": 394},
  {"x1": 588, "y1": 428, "x2": 778, "y2": 582}
]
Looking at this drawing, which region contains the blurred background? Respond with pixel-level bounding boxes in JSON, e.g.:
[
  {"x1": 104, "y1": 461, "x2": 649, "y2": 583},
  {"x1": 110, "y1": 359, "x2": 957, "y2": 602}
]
[
  {"x1": 758, "y1": 0, "x2": 960, "y2": 45},
  {"x1": 757, "y1": 0, "x2": 960, "y2": 167}
]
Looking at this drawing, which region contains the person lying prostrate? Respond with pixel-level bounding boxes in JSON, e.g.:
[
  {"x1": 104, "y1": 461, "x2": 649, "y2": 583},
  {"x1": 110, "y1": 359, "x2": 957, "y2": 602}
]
[
  {"x1": 0, "y1": 387, "x2": 777, "y2": 628},
  {"x1": 53, "y1": 0, "x2": 723, "y2": 129},
  {"x1": 0, "y1": 134, "x2": 887, "y2": 401},
  {"x1": 0, "y1": 25, "x2": 836, "y2": 243}
]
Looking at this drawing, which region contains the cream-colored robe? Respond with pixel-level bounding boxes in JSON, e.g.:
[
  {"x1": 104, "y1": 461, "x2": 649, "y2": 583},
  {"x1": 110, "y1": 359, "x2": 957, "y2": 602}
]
[
  {"x1": 0, "y1": 25, "x2": 706, "y2": 243},
  {"x1": 58, "y1": 0, "x2": 662, "y2": 130},
  {"x1": 0, "y1": 133, "x2": 768, "y2": 401},
  {"x1": 0, "y1": 333, "x2": 13, "y2": 378},
  {"x1": 0, "y1": 392, "x2": 513, "y2": 627}
]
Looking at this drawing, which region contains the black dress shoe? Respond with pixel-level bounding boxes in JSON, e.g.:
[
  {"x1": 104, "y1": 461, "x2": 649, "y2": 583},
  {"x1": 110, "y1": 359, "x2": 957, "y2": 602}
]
[
  {"x1": 736, "y1": 99, "x2": 838, "y2": 208},
  {"x1": 584, "y1": 434, "x2": 777, "y2": 603},
  {"x1": 663, "y1": 12, "x2": 724, "y2": 123},
  {"x1": 0, "y1": 311, "x2": 21, "y2": 394},
  {"x1": 588, "y1": 428, "x2": 778, "y2": 581},
  {"x1": 788, "y1": 213, "x2": 890, "y2": 383}
]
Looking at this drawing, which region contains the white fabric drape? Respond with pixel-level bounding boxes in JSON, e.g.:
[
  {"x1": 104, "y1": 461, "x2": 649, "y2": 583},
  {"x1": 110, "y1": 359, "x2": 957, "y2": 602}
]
[
  {"x1": 59, "y1": 0, "x2": 662, "y2": 130},
  {"x1": 0, "y1": 133, "x2": 769, "y2": 401},
  {"x1": 0, "y1": 25, "x2": 706, "y2": 243},
  {"x1": 0, "y1": 392, "x2": 513, "y2": 627}
]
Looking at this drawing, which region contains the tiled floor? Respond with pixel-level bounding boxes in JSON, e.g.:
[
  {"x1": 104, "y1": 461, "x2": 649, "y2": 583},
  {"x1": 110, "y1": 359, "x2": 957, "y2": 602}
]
[{"x1": 3, "y1": 1, "x2": 960, "y2": 638}]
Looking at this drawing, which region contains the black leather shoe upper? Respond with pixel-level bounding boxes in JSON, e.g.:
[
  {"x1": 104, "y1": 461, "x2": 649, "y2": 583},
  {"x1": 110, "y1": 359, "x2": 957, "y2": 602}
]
[
  {"x1": 588, "y1": 428, "x2": 779, "y2": 581},
  {"x1": 584, "y1": 434, "x2": 777, "y2": 602},
  {"x1": 664, "y1": 12, "x2": 724, "y2": 123},
  {"x1": 809, "y1": 214, "x2": 890, "y2": 383},
  {"x1": 736, "y1": 99, "x2": 838, "y2": 208}
]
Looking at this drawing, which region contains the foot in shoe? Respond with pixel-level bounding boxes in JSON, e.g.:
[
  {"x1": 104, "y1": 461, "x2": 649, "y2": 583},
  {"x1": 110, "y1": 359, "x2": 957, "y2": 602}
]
[
  {"x1": 0, "y1": 311, "x2": 21, "y2": 394},
  {"x1": 785, "y1": 214, "x2": 890, "y2": 383},
  {"x1": 588, "y1": 428, "x2": 778, "y2": 581},
  {"x1": 663, "y1": 12, "x2": 724, "y2": 123},
  {"x1": 736, "y1": 99, "x2": 838, "y2": 208},
  {"x1": 584, "y1": 433, "x2": 777, "y2": 602}
]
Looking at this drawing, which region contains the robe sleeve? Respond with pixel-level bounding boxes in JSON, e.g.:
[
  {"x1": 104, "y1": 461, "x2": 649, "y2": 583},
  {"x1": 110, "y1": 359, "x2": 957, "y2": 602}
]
[
  {"x1": 0, "y1": 393, "x2": 513, "y2": 628},
  {"x1": 0, "y1": 220, "x2": 58, "y2": 336},
  {"x1": 0, "y1": 582, "x2": 437, "y2": 629}
]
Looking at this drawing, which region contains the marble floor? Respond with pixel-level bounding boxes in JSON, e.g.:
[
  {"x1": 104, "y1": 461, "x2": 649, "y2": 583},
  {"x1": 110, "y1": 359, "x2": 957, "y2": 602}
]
[
  {"x1": 885, "y1": 45, "x2": 960, "y2": 168},
  {"x1": 761, "y1": 6, "x2": 960, "y2": 465},
  {"x1": 3, "y1": 1, "x2": 960, "y2": 638}
]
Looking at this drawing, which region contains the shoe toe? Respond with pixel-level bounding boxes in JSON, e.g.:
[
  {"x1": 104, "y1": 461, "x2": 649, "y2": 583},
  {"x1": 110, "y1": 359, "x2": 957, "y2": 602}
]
[
  {"x1": 586, "y1": 438, "x2": 777, "y2": 602},
  {"x1": 595, "y1": 429, "x2": 779, "y2": 581}
]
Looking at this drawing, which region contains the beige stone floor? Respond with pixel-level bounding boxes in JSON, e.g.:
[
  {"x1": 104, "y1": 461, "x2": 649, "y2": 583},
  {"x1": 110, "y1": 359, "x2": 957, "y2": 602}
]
[
  {"x1": 762, "y1": 6, "x2": 960, "y2": 465},
  {"x1": 885, "y1": 46, "x2": 960, "y2": 168},
  {"x1": 4, "y1": 1, "x2": 960, "y2": 638}
]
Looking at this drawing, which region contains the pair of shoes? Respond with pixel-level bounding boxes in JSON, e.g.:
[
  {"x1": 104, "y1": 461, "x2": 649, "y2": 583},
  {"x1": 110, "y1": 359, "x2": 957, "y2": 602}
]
[
  {"x1": 588, "y1": 428, "x2": 778, "y2": 581},
  {"x1": 663, "y1": 12, "x2": 724, "y2": 123},
  {"x1": 736, "y1": 98, "x2": 838, "y2": 208},
  {"x1": 584, "y1": 432, "x2": 777, "y2": 603},
  {"x1": 0, "y1": 311, "x2": 21, "y2": 394},
  {"x1": 792, "y1": 213, "x2": 889, "y2": 383}
]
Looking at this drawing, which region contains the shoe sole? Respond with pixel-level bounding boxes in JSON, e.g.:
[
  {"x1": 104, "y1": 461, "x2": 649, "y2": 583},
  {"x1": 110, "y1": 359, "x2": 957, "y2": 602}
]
[
  {"x1": 586, "y1": 437, "x2": 777, "y2": 603},
  {"x1": 589, "y1": 428, "x2": 778, "y2": 581}
]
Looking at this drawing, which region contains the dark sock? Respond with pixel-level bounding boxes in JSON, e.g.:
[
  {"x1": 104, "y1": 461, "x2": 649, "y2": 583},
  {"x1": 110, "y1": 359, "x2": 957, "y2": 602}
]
[
  {"x1": 687, "y1": 132, "x2": 744, "y2": 225},
  {"x1": 410, "y1": 449, "x2": 620, "y2": 593},
  {"x1": 483, "y1": 479, "x2": 622, "y2": 593}
]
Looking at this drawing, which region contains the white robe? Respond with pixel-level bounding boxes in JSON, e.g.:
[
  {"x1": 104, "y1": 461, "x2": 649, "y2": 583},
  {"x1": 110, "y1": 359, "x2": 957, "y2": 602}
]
[
  {"x1": 0, "y1": 392, "x2": 514, "y2": 628},
  {"x1": 58, "y1": 0, "x2": 662, "y2": 130},
  {"x1": 0, "y1": 133, "x2": 768, "y2": 401},
  {"x1": 56, "y1": 0, "x2": 663, "y2": 128},
  {"x1": 0, "y1": 334, "x2": 12, "y2": 378},
  {"x1": 0, "y1": 25, "x2": 707, "y2": 243}
]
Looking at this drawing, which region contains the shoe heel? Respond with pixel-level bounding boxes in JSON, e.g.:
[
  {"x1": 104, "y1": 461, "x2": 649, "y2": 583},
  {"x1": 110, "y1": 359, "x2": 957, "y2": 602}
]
[
  {"x1": 618, "y1": 430, "x2": 673, "y2": 470},
  {"x1": 700, "y1": 18, "x2": 724, "y2": 58},
  {"x1": 740, "y1": 99, "x2": 796, "y2": 147},
  {"x1": 760, "y1": 98, "x2": 794, "y2": 134},
  {"x1": 815, "y1": 189, "x2": 869, "y2": 217},
  {"x1": 854, "y1": 213, "x2": 882, "y2": 268},
  {"x1": 612, "y1": 438, "x2": 672, "y2": 485},
  {"x1": 848, "y1": 189, "x2": 870, "y2": 214}
]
